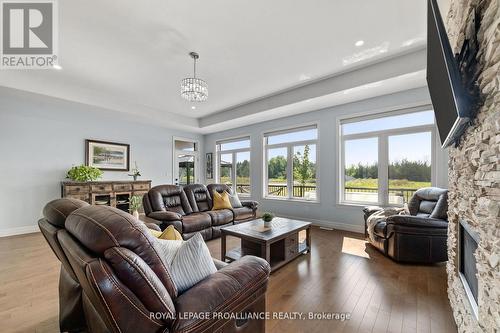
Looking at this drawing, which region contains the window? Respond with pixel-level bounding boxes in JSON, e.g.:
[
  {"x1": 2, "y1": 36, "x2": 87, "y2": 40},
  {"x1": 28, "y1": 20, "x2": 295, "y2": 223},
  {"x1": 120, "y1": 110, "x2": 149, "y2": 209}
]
[
  {"x1": 340, "y1": 109, "x2": 434, "y2": 205},
  {"x1": 216, "y1": 137, "x2": 251, "y2": 195},
  {"x1": 264, "y1": 125, "x2": 318, "y2": 201}
]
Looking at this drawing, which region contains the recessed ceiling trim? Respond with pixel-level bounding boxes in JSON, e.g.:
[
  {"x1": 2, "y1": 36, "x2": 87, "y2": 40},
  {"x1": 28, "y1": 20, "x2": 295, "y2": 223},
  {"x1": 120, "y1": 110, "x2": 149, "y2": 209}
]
[{"x1": 199, "y1": 47, "x2": 426, "y2": 129}]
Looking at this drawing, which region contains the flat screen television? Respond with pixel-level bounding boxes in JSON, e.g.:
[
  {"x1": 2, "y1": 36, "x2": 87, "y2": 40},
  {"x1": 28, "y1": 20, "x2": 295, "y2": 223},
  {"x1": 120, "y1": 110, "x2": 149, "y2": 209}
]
[{"x1": 426, "y1": 0, "x2": 477, "y2": 148}]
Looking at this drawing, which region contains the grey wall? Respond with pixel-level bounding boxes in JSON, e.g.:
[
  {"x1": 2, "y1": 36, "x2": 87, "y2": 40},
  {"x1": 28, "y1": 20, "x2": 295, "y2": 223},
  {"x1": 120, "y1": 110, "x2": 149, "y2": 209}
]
[
  {"x1": 203, "y1": 87, "x2": 449, "y2": 233},
  {"x1": 0, "y1": 87, "x2": 203, "y2": 236}
]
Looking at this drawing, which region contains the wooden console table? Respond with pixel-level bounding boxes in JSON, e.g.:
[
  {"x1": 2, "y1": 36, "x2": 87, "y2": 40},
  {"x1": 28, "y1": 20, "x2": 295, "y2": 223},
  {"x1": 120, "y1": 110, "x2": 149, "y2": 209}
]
[
  {"x1": 221, "y1": 218, "x2": 311, "y2": 272},
  {"x1": 61, "y1": 180, "x2": 151, "y2": 213}
]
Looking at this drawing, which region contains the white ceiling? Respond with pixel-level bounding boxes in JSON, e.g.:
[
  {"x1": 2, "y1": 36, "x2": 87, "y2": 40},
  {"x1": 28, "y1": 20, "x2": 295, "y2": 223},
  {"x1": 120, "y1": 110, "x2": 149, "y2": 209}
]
[{"x1": 0, "y1": 0, "x2": 430, "y2": 132}]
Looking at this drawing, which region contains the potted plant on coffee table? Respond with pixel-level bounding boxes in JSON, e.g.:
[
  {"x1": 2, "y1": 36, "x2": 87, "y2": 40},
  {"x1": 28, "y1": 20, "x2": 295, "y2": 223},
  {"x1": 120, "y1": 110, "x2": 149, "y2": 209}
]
[{"x1": 262, "y1": 212, "x2": 274, "y2": 226}]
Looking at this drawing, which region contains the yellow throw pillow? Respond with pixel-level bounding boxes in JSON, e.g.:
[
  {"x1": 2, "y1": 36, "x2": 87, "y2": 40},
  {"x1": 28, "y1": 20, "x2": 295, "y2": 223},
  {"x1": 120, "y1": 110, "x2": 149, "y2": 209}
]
[
  {"x1": 149, "y1": 229, "x2": 163, "y2": 238},
  {"x1": 149, "y1": 225, "x2": 183, "y2": 240},
  {"x1": 159, "y1": 225, "x2": 183, "y2": 240},
  {"x1": 212, "y1": 191, "x2": 233, "y2": 210}
]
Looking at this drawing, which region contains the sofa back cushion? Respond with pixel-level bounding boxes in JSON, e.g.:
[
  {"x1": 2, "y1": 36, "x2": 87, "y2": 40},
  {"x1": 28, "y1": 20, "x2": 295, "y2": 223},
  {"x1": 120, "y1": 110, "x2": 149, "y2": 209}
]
[
  {"x1": 408, "y1": 187, "x2": 448, "y2": 219},
  {"x1": 207, "y1": 183, "x2": 233, "y2": 196},
  {"x1": 184, "y1": 184, "x2": 212, "y2": 212},
  {"x1": 148, "y1": 185, "x2": 192, "y2": 216},
  {"x1": 65, "y1": 205, "x2": 178, "y2": 300}
]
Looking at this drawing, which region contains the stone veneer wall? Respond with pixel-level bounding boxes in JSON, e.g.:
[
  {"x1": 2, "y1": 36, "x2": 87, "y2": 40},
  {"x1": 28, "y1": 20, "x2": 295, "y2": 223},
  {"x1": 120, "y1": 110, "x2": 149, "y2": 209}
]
[{"x1": 444, "y1": 0, "x2": 500, "y2": 332}]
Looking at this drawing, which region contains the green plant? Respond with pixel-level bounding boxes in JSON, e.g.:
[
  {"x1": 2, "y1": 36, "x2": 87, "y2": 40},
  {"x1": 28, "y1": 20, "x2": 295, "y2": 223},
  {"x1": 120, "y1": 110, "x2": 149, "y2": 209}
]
[
  {"x1": 262, "y1": 212, "x2": 274, "y2": 223},
  {"x1": 129, "y1": 195, "x2": 142, "y2": 213},
  {"x1": 129, "y1": 161, "x2": 141, "y2": 180},
  {"x1": 66, "y1": 165, "x2": 103, "y2": 182}
]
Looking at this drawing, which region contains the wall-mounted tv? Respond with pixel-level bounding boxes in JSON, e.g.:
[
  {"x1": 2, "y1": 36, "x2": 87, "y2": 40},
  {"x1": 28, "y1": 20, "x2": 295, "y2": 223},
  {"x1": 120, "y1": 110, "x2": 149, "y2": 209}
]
[{"x1": 426, "y1": 0, "x2": 479, "y2": 148}]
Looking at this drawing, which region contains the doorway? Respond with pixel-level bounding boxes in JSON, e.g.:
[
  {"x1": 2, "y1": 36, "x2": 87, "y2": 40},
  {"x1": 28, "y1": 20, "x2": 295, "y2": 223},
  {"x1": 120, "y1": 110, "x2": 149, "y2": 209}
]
[{"x1": 173, "y1": 138, "x2": 199, "y2": 185}]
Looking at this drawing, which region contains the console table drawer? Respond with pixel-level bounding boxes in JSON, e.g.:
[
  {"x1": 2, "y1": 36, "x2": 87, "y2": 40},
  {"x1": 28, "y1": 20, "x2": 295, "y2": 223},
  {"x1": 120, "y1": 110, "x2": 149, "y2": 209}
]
[
  {"x1": 114, "y1": 184, "x2": 132, "y2": 192},
  {"x1": 132, "y1": 190, "x2": 148, "y2": 198},
  {"x1": 91, "y1": 184, "x2": 113, "y2": 193},
  {"x1": 133, "y1": 183, "x2": 150, "y2": 191},
  {"x1": 65, "y1": 194, "x2": 90, "y2": 202},
  {"x1": 65, "y1": 185, "x2": 89, "y2": 195}
]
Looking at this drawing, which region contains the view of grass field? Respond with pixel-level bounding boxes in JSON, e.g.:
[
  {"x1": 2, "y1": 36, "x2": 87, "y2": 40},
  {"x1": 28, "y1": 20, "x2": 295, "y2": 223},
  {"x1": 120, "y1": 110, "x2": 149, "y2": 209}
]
[{"x1": 345, "y1": 178, "x2": 431, "y2": 189}]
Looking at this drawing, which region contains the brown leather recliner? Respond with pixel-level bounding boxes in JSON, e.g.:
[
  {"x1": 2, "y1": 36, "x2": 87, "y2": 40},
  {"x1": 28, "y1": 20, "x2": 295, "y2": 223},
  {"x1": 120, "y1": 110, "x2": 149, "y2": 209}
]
[
  {"x1": 144, "y1": 185, "x2": 213, "y2": 240},
  {"x1": 363, "y1": 187, "x2": 449, "y2": 263},
  {"x1": 206, "y1": 184, "x2": 258, "y2": 223},
  {"x1": 184, "y1": 184, "x2": 235, "y2": 238},
  {"x1": 143, "y1": 184, "x2": 259, "y2": 240},
  {"x1": 48, "y1": 202, "x2": 270, "y2": 333},
  {"x1": 38, "y1": 198, "x2": 163, "y2": 332},
  {"x1": 38, "y1": 198, "x2": 90, "y2": 332}
]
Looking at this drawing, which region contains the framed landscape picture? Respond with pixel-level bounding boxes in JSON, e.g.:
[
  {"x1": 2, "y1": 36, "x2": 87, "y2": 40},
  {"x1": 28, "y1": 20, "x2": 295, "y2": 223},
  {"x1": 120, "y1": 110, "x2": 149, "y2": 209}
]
[
  {"x1": 85, "y1": 139, "x2": 130, "y2": 171},
  {"x1": 206, "y1": 152, "x2": 213, "y2": 179}
]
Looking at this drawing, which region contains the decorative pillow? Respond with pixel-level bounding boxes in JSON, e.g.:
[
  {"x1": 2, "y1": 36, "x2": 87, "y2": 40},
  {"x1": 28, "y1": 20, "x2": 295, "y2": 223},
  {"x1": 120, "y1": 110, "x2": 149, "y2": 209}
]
[
  {"x1": 156, "y1": 233, "x2": 217, "y2": 293},
  {"x1": 212, "y1": 191, "x2": 232, "y2": 210},
  {"x1": 148, "y1": 225, "x2": 183, "y2": 240},
  {"x1": 228, "y1": 192, "x2": 243, "y2": 208}
]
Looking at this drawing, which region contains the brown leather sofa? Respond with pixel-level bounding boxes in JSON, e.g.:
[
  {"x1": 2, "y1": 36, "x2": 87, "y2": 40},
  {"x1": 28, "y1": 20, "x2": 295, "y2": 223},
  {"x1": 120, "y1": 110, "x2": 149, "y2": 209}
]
[
  {"x1": 363, "y1": 187, "x2": 449, "y2": 263},
  {"x1": 39, "y1": 199, "x2": 270, "y2": 333},
  {"x1": 143, "y1": 184, "x2": 258, "y2": 240}
]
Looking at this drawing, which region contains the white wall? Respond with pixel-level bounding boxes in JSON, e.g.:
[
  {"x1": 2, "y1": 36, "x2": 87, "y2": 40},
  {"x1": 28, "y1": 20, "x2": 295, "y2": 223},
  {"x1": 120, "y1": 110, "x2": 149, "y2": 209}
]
[
  {"x1": 0, "y1": 87, "x2": 203, "y2": 236},
  {"x1": 203, "y1": 87, "x2": 449, "y2": 233}
]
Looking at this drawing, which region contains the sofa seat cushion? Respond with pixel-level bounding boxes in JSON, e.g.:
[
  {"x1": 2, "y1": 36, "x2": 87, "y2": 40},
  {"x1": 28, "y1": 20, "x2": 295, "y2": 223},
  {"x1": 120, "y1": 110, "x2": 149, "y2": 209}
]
[
  {"x1": 182, "y1": 213, "x2": 211, "y2": 233},
  {"x1": 172, "y1": 256, "x2": 270, "y2": 332},
  {"x1": 206, "y1": 209, "x2": 234, "y2": 226},
  {"x1": 232, "y1": 207, "x2": 254, "y2": 221}
]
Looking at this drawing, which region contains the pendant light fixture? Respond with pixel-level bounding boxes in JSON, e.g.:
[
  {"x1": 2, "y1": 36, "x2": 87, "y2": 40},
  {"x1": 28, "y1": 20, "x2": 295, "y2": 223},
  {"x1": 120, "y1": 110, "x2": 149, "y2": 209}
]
[{"x1": 180, "y1": 52, "x2": 208, "y2": 102}]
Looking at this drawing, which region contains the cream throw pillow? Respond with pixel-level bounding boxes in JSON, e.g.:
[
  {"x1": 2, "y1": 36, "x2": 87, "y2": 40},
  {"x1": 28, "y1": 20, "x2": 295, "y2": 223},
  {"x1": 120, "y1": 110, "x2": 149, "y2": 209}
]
[{"x1": 156, "y1": 233, "x2": 217, "y2": 293}]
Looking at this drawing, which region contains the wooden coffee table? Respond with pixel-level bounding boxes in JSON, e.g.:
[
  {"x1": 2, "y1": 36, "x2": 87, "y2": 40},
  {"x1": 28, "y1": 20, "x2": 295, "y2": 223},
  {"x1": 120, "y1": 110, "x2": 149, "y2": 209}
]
[{"x1": 220, "y1": 218, "x2": 311, "y2": 272}]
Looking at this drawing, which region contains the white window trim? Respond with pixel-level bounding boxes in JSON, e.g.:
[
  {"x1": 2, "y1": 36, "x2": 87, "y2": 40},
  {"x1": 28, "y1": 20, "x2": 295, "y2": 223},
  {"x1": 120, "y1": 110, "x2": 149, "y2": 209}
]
[
  {"x1": 216, "y1": 136, "x2": 251, "y2": 196},
  {"x1": 338, "y1": 111, "x2": 437, "y2": 207},
  {"x1": 263, "y1": 124, "x2": 320, "y2": 202}
]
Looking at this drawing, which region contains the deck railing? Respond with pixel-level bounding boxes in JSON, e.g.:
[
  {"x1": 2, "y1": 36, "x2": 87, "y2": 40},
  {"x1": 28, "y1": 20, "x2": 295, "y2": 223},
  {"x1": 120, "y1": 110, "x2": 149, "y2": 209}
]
[{"x1": 233, "y1": 183, "x2": 418, "y2": 203}]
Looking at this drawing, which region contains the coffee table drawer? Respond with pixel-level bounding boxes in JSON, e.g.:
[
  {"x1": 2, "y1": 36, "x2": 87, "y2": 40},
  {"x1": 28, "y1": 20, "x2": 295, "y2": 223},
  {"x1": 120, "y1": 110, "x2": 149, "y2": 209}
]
[{"x1": 285, "y1": 233, "x2": 298, "y2": 247}]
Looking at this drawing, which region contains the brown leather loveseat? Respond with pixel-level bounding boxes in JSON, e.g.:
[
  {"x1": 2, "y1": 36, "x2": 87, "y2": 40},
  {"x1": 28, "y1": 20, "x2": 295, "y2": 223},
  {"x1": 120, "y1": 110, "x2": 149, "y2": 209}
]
[
  {"x1": 143, "y1": 184, "x2": 258, "y2": 240},
  {"x1": 39, "y1": 199, "x2": 270, "y2": 333}
]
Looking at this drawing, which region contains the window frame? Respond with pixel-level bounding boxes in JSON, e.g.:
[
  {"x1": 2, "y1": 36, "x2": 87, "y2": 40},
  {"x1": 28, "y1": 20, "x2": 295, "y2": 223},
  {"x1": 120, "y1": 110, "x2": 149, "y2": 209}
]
[
  {"x1": 263, "y1": 124, "x2": 320, "y2": 202},
  {"x1": 338, "y1": 108, "x2": 436, "y2": 206},
  {"x1": 216, "y1": 136, "x2": 251, "y2": 196}
]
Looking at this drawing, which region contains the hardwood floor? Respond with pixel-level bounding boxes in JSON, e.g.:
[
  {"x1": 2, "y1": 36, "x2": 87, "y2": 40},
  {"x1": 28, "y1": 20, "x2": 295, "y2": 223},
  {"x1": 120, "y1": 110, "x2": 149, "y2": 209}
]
[{"x1": 0, "y1": 228, "x2": 457, "y2": 333}]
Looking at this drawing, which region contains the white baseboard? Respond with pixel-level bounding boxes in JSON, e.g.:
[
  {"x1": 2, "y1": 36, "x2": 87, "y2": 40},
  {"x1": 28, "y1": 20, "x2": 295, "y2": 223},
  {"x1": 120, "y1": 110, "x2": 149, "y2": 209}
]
[
  {"x1": 0, "y1": 225, "x2": 40, "y2": 237},
  {"x1": 277, "y1": 214, "x2": 364, "y2": 234}
]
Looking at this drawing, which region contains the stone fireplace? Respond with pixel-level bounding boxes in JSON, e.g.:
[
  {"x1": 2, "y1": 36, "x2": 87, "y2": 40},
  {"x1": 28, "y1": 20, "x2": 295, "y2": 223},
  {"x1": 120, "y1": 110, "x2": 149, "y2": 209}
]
[{"x1": 444, "y1": 0, "x2": 500, "y2": 331}]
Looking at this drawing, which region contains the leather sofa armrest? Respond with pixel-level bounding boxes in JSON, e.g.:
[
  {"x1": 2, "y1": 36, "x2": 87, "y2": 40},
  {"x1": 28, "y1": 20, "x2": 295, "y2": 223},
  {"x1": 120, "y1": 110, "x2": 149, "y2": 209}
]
[
  {"x1": 386, "y1": 215, "x2": 448, "y2": 229},
  {"x1": 144, "y1": 222, "x2": 161, "y2": 231},
  {"x1": 363, "y1": 206, "x2": 383, "y2": 218},
  {"x1": 173, "y1": 256, "x2": 270, "y2": 332},
  {"x1": 146, "y1": 211, "x2": 183, "y2": 233},
  {"x1": 241, "y1": 200, "x2": 258, "y2": 210},
  {"x1": 213, "y1": 258, "x2": 228, "y2": 270},
  {"x1": 147, "y1": 211, "x2": 182, "y2": 221}
]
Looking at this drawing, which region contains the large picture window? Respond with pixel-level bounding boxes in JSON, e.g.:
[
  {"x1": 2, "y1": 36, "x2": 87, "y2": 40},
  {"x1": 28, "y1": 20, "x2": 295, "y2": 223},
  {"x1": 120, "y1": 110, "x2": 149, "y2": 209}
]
[
  {"x1": 340, "y1": 109, "x2": 435, "y2": 205},
  {"x1": 216, "y1": 137, "x2": 251, "y2": 195},
  {"x1": 264, "y1": 125, "x2": 318, "y2": 201}
]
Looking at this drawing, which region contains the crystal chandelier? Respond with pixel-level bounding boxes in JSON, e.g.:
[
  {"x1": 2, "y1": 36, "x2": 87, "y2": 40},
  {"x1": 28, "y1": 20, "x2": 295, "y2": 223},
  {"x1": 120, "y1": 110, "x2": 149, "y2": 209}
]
[{"x1": 180, "y1": 52, "x2": 208, "y2": 102}]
